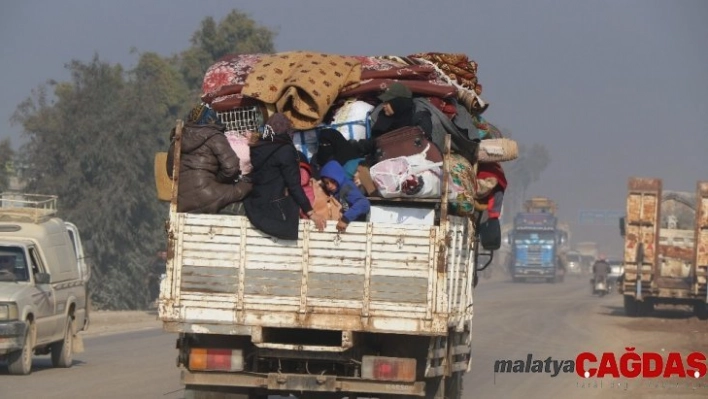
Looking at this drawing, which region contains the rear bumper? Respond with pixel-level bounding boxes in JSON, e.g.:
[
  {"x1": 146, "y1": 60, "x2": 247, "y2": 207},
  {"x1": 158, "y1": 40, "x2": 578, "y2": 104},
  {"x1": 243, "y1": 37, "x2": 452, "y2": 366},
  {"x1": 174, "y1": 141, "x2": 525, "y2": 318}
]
[
  {"x1": 513, "y1": 267, "x2": 555, "y2": 277},
  {"x1": 182, "y1": 370, "x2": 425, "y2": 396},
  {"x1": 0, "y1": 321, "x2": 27, "y2": 354}
]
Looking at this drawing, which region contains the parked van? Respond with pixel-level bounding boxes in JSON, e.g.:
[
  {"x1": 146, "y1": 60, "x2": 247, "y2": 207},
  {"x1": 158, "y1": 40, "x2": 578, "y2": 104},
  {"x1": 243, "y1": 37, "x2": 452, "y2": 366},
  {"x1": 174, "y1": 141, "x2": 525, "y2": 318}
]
[{"x1": 0, "y1": 193, "x2": 89, "y2": 375}]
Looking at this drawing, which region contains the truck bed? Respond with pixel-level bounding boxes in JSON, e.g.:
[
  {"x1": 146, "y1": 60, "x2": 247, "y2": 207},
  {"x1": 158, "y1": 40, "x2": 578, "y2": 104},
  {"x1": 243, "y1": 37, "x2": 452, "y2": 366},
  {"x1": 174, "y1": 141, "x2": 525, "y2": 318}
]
[{"x1": 159, "y1": 213, "x2": 474, "y2": 338}]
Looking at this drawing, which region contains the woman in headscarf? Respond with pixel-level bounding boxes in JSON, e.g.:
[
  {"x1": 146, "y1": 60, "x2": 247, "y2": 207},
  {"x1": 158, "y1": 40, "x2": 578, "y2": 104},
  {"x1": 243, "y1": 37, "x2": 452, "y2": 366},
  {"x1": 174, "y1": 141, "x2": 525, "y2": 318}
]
[
  {"x1": 244, "y1": 113, "x2": 326, "y2": 240},
  {"x1": 315, "y1": 128, "x2": 362, "y2": 180},
  {"x1": 167, "y1": 104, "x2": 252, "y2": 213},
  {"x1": 350, "y1": 82, "x2": 434, "y2": 160},
  {"x1": 371, "y1": 82, "x2": 433, "y2": 139}
]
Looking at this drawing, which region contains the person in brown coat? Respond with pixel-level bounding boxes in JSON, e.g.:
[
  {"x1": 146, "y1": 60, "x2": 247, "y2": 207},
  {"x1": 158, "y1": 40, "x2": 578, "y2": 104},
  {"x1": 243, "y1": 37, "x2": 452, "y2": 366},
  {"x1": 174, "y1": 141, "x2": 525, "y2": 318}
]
[{"x1": 167, "y1": 104, "x2": 252, "y2": 213}]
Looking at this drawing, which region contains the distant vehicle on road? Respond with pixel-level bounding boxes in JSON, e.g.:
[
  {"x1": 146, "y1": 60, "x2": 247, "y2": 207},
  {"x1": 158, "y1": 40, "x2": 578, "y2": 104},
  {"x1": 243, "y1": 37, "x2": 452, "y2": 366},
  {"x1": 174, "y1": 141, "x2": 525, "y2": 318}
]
[
  {"x1": 619, "y1": 178, "x2": 708, "y2": 319},
  {"x1": 607, "y1": 258, "x2": 624, "y2": 292},
  {"x1": 564, "y1": 251, "x2": 583, "y2": 276}
]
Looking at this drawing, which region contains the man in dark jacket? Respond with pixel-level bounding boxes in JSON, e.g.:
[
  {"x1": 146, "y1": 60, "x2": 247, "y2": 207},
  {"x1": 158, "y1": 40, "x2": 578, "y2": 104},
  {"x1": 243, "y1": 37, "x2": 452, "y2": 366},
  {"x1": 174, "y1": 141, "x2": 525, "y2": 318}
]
[
  {"x1": 244, "y1": 113, "x2": 326, "y2": 240},
  {"x1": 320, "y1": 160, "x2": 371, "y2": 233},
  {"x1": 167, "y1": 104, "x2": 252, "y2": 213},
  {"x1": 592, "y1": 255, "x2": 611, "y2": 286}
]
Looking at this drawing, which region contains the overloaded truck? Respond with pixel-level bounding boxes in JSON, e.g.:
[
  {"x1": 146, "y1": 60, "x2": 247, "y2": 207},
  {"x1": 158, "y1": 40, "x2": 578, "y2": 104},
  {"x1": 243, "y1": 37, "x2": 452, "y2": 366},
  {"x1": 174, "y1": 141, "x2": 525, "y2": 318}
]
[
  {"x1": 619, "y1": 177, "x2": 708, "y2": 318},
  {"x1": 507, "y1": 197, "x2": 568, "y2": 283},
  {"x1": 157, "y1": 51, "x2": 501, "y2": 398}
]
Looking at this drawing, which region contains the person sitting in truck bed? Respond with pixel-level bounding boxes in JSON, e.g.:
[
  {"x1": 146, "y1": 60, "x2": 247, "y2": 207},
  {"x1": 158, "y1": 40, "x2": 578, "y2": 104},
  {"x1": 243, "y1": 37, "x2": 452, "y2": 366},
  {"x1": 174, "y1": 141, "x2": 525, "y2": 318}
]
[
  {"x1": 320, "y1": 160, "x2": 371, "y2": 233},
  {"x1": 372, "y1": 82, "x2": 433, "y2": 139},
  {"x1": 315, "y1": 128, "x2": 363, "y2": 181},
  {"x1": 351, "y1": 82, "x2": 433, "y2": 160},
  {"x1": 244, "y1": 113, "x2": 327, "y2": 240},
  {"x1": 167, "y1": 104, "x2": 252, "y2": 214}
]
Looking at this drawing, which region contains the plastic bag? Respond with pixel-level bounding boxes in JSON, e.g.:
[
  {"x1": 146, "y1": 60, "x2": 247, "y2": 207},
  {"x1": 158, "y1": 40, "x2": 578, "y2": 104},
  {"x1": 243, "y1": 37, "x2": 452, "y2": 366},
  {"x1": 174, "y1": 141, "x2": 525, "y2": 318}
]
[{"x1": 370, "y1": 148, "x2": 443, "y2": 199}]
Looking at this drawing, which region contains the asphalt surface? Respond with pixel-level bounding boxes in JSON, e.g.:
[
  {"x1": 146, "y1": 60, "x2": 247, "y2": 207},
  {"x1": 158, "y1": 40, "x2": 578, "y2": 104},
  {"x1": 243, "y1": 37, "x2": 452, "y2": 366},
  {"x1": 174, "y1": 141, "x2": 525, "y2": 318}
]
[{"x1": 0, "y1": 275, "x2": 706, "y2": 399}]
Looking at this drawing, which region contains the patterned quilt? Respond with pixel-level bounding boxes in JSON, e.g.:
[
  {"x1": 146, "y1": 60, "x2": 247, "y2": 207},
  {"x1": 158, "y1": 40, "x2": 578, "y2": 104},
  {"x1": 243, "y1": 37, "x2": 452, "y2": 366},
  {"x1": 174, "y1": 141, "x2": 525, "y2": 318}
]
[{"x1": 241, "y1": 51, "x2": 361, "y2": 130}]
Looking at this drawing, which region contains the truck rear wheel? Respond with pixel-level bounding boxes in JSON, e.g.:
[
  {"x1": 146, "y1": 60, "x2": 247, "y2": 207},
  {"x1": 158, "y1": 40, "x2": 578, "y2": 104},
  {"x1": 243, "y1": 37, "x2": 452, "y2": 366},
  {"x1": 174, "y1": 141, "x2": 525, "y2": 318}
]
[
  {"x1": 420, "y1": 373, "x2": 463, "y2": 399},
  {"x1": 694, "y1": 302, "x2": 708, "y2": 320},
  {"x1": 51, "y1": 315, "x2": 74, "y2": 367},
  {"x1": 444, "y1": 371, "x2": 463, "y2": 399},
  {"x1": 624, "y1": 295, "x2": 638, "y2": 317},
  {"x1": 8, "y1": 321, "x2": 34, "y2": 375}
]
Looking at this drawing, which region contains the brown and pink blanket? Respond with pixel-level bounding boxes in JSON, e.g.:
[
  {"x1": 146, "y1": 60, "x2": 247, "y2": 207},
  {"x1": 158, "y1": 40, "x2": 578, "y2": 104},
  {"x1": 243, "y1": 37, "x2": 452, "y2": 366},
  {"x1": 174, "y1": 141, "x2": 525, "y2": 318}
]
[{"x1": 199, "y1": 51, "x2": 485, "y2": 125}]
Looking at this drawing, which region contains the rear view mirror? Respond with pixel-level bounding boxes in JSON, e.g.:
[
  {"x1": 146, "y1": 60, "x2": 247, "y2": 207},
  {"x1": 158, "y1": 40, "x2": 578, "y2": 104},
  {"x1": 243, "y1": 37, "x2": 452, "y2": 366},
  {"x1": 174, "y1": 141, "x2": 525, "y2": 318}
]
[
  {"x1": 35, "y1": 272, "x2": 51, "y2": 284},
  {"x1": 619, "y1": 217, "x2": 626, "y2": 237}
]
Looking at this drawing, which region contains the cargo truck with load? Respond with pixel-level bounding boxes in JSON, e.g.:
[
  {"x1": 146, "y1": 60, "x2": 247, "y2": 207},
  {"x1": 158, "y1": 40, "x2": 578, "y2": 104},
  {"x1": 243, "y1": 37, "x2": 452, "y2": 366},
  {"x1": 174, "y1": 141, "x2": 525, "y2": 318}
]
[
  {"x1": 619, "y1": 177, "x2": 708, "y2": 319},
  {"x1": 156, "y1": 51, "x2": 505, "y2": 398}
]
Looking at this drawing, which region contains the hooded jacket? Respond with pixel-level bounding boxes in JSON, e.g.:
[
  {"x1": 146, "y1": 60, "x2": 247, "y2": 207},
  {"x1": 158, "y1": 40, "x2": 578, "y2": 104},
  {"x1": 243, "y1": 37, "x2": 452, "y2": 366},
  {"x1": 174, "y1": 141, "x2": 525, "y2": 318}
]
[
  {"x1": 166, "y1": 122, "x2": 244, "y2": 213},
  {"x1": 244, "y1": 113, "x2": 314, "y2": 240},
  {"x1": 476, "y1": 162, "x2": 507, "y2": 219},
  {"x1": 320, "y1": 160, "x2": 370, "y2": 224}
]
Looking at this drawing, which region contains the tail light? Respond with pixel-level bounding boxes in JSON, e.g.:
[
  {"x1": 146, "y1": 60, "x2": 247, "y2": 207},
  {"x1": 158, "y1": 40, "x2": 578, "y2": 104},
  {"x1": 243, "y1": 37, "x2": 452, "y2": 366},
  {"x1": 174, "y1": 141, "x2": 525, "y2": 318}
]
[
  {"x1": 189, "y1": 348, "x2": 244, "y2": 372},
  {"x1": 361, "y1": 356, "x2": 416, "y2": 382}
]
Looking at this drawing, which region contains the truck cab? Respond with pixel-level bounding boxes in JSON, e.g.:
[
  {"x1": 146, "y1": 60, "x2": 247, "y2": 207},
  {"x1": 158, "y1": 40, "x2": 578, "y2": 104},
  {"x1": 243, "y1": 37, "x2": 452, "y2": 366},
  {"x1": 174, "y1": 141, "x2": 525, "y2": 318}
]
[
  {"x1": 509, "y1": 212, "x2": 564, "y2": 283},
  {"x1": 0, "y1": 193, "x2": 89, "y2": 375}
]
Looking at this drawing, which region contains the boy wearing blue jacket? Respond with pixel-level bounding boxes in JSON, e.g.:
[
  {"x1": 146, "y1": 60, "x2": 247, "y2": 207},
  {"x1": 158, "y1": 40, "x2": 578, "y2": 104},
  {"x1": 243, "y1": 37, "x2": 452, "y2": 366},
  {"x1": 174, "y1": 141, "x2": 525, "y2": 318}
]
[{"x1": 320, "y1": 160, "x2": 371, "y2": 232}]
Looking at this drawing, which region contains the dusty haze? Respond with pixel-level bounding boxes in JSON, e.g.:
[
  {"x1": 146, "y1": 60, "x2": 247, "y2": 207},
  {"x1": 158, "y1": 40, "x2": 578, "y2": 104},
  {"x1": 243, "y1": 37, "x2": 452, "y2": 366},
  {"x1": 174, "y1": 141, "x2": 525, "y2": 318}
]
[{"x1": 1, "y1": 0, "x2": 707, "y2": 255}]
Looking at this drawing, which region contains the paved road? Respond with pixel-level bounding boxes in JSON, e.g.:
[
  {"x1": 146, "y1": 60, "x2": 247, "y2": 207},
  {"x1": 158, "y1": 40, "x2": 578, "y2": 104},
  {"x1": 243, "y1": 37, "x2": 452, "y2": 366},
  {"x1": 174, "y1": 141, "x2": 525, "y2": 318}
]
[
  {"x1": 0, "y1": 327, "x2": 182, "y2": 399},
  {"x1": 467, "y1": 275, "x2": 708, "y2": 399},
  {"x1": 1, "y1": 276, "x2": 706, "y2": 399}
]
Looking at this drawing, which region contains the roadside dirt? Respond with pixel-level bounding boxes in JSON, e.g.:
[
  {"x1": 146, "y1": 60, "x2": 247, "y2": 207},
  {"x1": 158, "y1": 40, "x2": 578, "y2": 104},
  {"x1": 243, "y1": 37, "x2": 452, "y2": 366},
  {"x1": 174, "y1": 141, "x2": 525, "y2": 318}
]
[{"x1": 84, "y1": 310, "x2": 162, "y2": 337}]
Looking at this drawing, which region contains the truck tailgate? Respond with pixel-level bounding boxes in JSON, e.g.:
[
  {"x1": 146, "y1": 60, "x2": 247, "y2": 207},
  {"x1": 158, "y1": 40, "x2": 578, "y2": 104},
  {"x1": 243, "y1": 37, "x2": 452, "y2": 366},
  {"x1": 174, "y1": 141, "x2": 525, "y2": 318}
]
[{"x1": 160, "y1": 213, "x2": 474, "y2": 336}]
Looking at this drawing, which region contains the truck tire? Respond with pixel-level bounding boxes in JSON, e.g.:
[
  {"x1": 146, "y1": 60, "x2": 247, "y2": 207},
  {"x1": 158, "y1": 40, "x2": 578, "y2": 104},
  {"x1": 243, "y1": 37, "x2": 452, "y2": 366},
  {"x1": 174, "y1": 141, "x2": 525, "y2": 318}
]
[
  {"x1": 51, "y1": 315, "x2": 74, "y2": 367},
  {"x1": 624, "y1": 295, "x2": 638, "y2": 317},
  {"x1": 637, "y1": 300, "x2": 653, "y2": 316},
  {"x1": 444, "y1": 371, "x2": 464, "y2": 399},
  {"x1": 422, "y1": 372, "x2": 463, "y2": 399},
  {"x1": 424, "y1": 376, "x2": 445, "y2": 399},
  {"x1": 695, "y1": 302, "x2": 708, "y2": 320},
  {"x1": 8, "y1": 321, "x2": 34, "y2": 375}
]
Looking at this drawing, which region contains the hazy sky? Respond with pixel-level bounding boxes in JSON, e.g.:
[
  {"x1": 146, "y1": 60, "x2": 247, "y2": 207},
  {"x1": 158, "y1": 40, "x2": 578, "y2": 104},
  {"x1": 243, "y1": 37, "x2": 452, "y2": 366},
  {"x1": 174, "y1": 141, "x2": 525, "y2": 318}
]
[{"x1": 1, "y1": 0, "x2": 707, "y2": 253}]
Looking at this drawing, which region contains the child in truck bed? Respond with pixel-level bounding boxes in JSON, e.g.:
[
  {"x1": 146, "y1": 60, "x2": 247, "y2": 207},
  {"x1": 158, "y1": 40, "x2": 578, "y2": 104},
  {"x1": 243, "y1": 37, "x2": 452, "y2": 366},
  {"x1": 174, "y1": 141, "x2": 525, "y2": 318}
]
[{"x1": 319, "y1": 160, "x2": 371, "y2": 233}]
